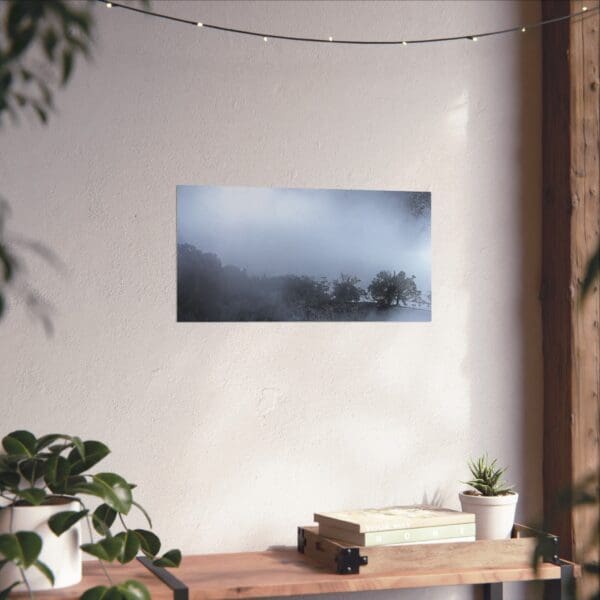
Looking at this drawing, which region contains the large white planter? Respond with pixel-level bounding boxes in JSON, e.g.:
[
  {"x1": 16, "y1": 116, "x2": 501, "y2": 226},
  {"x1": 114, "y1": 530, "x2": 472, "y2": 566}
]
[
  {"x1": 459, "y1": 491, "x2": 519, "y2": 540},
  {"x1": 0, "y1": 497, "x2": 82, "y2": 591}
]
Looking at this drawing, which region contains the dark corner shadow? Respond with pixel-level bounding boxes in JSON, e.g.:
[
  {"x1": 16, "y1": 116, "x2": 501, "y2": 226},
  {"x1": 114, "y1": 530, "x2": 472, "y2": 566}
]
[{"x1": 515, "y1": 0, "x2": 544, "y2": 534}]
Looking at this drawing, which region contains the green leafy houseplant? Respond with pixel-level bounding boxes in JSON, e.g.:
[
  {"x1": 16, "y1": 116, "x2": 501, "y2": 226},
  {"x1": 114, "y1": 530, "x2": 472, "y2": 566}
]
[
  {"x1": 463, "y1": 454, "x2": 515, "y2": 497},
  {"x1": 0, "y1": 430, "x2": 181, "y2": 599}
]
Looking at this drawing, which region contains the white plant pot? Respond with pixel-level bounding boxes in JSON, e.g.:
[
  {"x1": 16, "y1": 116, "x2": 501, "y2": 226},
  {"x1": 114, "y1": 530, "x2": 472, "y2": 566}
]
[
  {"x1": 0, "y1": 497, "x2": 82, "y2": 591},
  {"x1": 459, "y1": 491, "x2": 518, "y2": 540}
]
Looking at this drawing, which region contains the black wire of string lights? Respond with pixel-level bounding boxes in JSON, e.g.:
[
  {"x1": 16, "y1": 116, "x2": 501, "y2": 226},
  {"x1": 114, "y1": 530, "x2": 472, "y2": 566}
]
[{"x1": 97, "y1": 0, "x2": 598, "y2": 45}]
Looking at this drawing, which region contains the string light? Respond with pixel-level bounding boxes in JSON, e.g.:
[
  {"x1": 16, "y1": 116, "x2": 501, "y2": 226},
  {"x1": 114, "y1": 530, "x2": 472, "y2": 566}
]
[
  {"x1": 263, "y1": 36, "x2": 268, "y2": 42},
  {"x1": 94, "y1": 0, "x2": 599, "y2": 46}
]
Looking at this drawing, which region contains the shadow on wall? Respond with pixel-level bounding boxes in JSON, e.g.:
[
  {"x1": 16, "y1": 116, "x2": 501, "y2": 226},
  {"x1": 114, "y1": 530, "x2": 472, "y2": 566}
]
[{"x1": 466, "y1": 1, "x2": 543, "y2": 600}]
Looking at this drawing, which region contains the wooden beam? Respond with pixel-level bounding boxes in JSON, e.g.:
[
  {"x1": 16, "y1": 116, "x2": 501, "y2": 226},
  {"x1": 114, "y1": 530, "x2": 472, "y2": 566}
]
[{"x1": 542, "y1": 0, "x2": 600, "y2": 596}]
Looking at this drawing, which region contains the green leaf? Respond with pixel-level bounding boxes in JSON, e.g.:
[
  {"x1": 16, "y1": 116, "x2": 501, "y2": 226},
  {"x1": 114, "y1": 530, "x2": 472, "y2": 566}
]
[
  {"x1": 152, "y1": 549, "x2": 181, "y2": 568},
  {"x1": 70, "y1": 480, "x2": 104, "y2": 499},
  {"x1": 70, "y1": 436, "x2": 85, "y2": 462},
  {"x1": 0, "y1": 582, "x2": 20, "y2": 600},
  {"x1": 91, "y1": 473, "x2": 132, "y2": 515},
  {"x1": 80, "y1": 581, "x2": 151, "y2": 600},
  {"x1": 92, "y1": 504, "x2": 117, "y2": 536},
  {"x1": 80, "y1": 585, "x2": 110, "y2": 600},
  {"x1": 0, "y1": 532, "x2": 42, "y2": 567},
  {"x1": 35, "y1": 434, "x2": 70, "y2": 452},
  {"x1": 114, "y1": 531, "x2": 140, "y2": 564},
  {"x1": 33, "y1": 559, "x2": 55, "y2": 585},
  {"x1": 48, "y1": 509, "x2": 88, "y2": 536},
  {"x1": 0, "y1": 471, "x2": 19, "y2": 489},
  {"x1": 133, "y1": 530, "x2": 160, "y2": 558},
  {"x1": 45, "y1": 454, "x2": 71, "y2": 492},
  {"x1": 72, "y1": 475, "x2": 132, "y2": 514},
  {"x1": 81, "y1": 536, "x2": 124, "y2": 562},
  {"x1": 2, "y1": 430, "x2": 36, "y2": 457},
  {"x1": 19, "y1": 458, "x2": 46, "y2": 484},
  {"x1": 117, "y1": 580, "x2": 151, "y2": 600},
  {"x1": 15, "y1": 487, "x2": 47, "y2": 505},
  {"x1": 68, "y1": 441, "x2": 110, "y2": 475}
]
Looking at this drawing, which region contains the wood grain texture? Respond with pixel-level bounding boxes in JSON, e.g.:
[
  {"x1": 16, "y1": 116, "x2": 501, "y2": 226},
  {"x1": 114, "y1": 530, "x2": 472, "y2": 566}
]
[
  {"x1": 301, "y1": 526, "x2": 537, "y2": 573},
  {"x1": 12, "y1": 550, "x2": 580, "y2": 600},
  {"x1": 166, "y1": 550, "x2": 574, "y2": 600},
  {"x1": 542, "y1": 3, "x2": 600, "y2": 598}
]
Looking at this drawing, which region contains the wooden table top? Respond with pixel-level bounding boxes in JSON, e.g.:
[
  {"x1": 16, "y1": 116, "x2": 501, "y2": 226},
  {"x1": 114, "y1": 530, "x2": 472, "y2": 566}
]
[{"x1": 16, "y1": 548, "x2": 576, "y2": 600}]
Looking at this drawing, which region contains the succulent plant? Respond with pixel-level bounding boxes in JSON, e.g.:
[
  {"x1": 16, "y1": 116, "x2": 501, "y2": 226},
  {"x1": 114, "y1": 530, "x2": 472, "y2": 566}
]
[{"x1": 464, "y1": 454, "x2": 514, "y2": 497}]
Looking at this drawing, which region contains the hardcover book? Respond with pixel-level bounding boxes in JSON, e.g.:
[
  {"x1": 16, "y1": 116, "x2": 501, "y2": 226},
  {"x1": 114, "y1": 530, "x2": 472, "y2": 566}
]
[
  {"x1": 314, "y1": 505, "x2": 475, "y2": 534},
  {"x1": 318, "y1": 521, "x2": 476, "y2": 546}
]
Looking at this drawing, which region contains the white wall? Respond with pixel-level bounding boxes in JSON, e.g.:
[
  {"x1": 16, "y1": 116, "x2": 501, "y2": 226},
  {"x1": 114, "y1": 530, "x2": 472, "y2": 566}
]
[{"x1": 0, "y1": 1, "x2": 542, "y2": 598}]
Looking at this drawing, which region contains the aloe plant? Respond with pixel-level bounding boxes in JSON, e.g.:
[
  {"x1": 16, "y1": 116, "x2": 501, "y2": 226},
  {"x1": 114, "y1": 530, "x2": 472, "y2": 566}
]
[
  {"x1": 0, "y1": 430, "x2": 181, "y2": 599},
  {"x1": 464, "y1": 454, "x2": 515, "y2": 497}
]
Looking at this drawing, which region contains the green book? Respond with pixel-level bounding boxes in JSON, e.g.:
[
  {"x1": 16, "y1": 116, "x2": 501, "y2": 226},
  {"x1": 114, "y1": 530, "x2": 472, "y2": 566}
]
[{"x1": 318, "y1": 522, "x2": 476, "y2": 546}]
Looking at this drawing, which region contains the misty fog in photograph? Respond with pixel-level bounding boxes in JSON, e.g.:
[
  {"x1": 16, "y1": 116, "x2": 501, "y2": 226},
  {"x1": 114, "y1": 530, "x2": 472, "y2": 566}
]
[{"x1": 177, "y1": 186, "x2": 431, "y2": 322}]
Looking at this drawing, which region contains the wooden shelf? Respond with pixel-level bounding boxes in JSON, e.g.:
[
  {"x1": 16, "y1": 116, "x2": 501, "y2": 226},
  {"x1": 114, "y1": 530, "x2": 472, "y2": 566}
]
[{"x1": 18, "y1": 548, "x2": 579, "y2": 600}]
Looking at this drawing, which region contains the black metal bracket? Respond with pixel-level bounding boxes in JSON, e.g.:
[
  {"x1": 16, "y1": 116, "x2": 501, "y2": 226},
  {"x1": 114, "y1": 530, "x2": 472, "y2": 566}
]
[
  {"x1": 297, "y1": 527, "x2": 307, "y2": 553},
  {"x1": 137, "y1": 556, "x2": 189, "y2": 600},
  {"x1": 335, "y1": 547, "x2": 368, "y2": 575},
  {"x1": 514, "y1": 523, "x2": 560, "y2": 564}
]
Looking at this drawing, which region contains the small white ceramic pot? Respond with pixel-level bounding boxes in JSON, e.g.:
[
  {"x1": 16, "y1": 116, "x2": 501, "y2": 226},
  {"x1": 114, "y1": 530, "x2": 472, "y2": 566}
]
[
  {"x1": 0, "y1": 496, "x2": 82, "y2": 591},
  {"x1": 459, "y1": 491, "x2": 518, "y2": 540}
]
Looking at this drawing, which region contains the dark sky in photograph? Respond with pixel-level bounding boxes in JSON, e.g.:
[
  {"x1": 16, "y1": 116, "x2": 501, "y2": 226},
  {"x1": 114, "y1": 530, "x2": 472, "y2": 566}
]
[{"x1": 177, "y1": 186, "x2": 431, "y2": 294}]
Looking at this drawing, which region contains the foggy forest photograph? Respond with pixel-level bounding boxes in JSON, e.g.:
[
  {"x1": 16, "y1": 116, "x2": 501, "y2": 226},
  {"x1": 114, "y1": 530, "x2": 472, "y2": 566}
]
[{"x1": 177, "y1": 186, "x2": 431, "y2": 322}]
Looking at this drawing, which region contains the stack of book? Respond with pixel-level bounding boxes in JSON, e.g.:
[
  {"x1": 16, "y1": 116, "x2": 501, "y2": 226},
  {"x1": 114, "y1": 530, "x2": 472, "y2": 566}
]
[{"x1": 314, "y1": 505, "x2": 476, "y2": 547}]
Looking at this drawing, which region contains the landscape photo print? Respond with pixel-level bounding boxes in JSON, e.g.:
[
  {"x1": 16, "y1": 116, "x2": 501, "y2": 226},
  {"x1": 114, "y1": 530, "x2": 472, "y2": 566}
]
[{"x1": 177, "y1": 185, "x2": 431, "y2": 322}]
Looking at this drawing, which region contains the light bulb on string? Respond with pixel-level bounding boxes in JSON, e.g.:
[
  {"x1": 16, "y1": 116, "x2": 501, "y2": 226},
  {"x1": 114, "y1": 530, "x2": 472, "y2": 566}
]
[{"x1": 93, "y1": 0, "x2": 599, "y2": 48}]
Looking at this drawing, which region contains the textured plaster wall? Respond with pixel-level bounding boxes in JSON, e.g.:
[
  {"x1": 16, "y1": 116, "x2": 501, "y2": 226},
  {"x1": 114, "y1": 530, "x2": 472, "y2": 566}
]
[{"x1": 0, "y1": 1, "x2": 542, "y2": 598}]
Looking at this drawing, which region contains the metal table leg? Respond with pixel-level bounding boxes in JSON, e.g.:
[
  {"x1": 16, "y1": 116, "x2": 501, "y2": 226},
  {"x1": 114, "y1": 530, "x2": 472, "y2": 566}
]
[{"x1": 483, "y1": 582, "x2": 503, "y2": 600}]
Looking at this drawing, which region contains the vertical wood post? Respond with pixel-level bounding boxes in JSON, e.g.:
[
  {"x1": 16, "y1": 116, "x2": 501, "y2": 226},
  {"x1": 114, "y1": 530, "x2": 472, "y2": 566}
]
[{"x1": 542, "y1": 0, "x2": 600, "y2": 596}]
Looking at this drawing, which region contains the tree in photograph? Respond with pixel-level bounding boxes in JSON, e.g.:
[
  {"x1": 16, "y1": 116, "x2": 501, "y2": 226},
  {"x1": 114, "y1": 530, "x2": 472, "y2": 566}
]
[
  {"x1": 406, "y1": 192, "x2": 431, "y2": 219},
  {"x1": 368, "y1": 271, "x2": 398, "y2": 307},
  {"x1": 332, "y1": 274, "x2": 365, "y2": 304},
  {"x1": 368, "y1": 270, "x2": 421, "y2": 307},
  {"x1": 282, "y1": 275, "x2": 330, "y2": 309},
  {"x1": 177, "y1": 244, "x2": 225, "y2": 321},
  {"x1": 394, "y1": 271, "x2": 418, "y2": 306}
]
